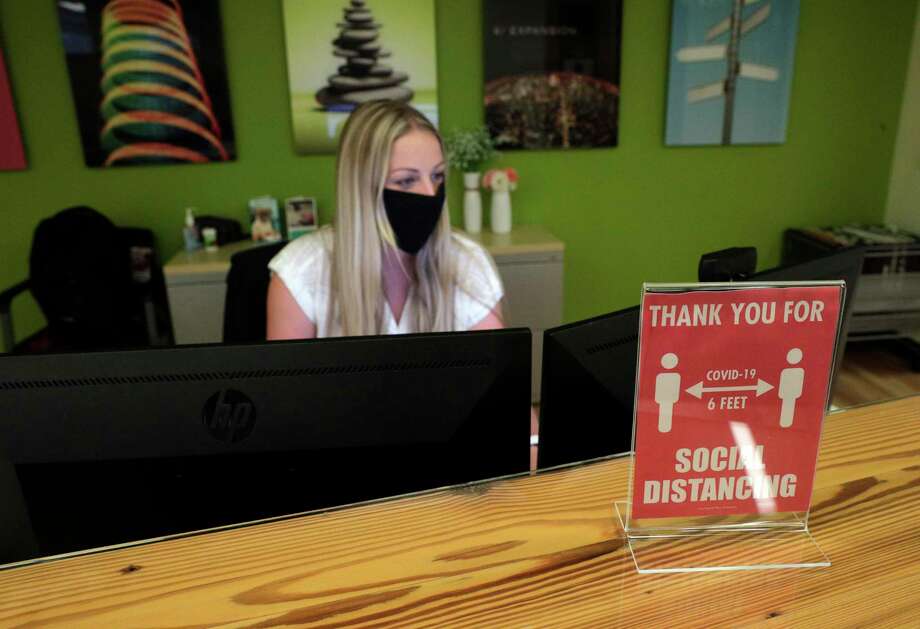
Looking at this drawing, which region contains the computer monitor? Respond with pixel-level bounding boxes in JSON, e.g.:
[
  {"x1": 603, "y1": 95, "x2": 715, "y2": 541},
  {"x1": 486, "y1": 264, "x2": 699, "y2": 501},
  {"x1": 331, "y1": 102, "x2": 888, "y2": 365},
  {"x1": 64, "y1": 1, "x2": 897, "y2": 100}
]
[
  {"x1": 537, "y1": 306, "x2": 639, "y2": 469},
  {"x1": 0, "y1": 329, "x2": 531, "y2": 567},
  {"x1": 698, "y1": 246, "x2": 757, "y2": 282},
  {"x1": 749, "y1": 246, "x2": 864, "y2": 401},
  {"x1": 537, "y1": 246, "x2": 864, "y2": 470}
]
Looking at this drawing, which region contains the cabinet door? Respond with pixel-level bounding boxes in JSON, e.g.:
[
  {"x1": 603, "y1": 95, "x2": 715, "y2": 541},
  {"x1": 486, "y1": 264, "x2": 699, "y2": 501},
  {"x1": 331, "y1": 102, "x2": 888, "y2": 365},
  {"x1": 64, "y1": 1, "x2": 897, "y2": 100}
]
[
  {"x1": 497, "y1": 259, "x2": 563, "y2": 330},
  {"x1": 495, "y1": 257, "x2": 563, "y2": 402},
  {"x1": 166, "y1": 282, "x2": 227, "y2": 344}
]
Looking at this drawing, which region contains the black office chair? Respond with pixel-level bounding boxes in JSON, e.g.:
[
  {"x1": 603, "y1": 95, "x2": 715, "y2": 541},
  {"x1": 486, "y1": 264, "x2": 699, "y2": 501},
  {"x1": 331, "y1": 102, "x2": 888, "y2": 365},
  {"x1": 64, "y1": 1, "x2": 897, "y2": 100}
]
[
  {"x1": 0, "y1": 206, "x2": 170, "y2": 354},
  {"x1": 223, "y1": 241, "x2": 287, "y2": 343}
]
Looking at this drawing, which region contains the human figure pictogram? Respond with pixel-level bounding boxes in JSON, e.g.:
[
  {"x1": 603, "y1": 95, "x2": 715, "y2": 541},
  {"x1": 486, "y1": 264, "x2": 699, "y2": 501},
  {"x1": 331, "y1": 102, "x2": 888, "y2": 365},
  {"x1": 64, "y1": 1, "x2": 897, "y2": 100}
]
[
  {"x1": 778, "y1": 348, "x2": 804, "y2": 428},
  {"x1": 655, "y1": 353, "x2": 681, "y2": 433}
]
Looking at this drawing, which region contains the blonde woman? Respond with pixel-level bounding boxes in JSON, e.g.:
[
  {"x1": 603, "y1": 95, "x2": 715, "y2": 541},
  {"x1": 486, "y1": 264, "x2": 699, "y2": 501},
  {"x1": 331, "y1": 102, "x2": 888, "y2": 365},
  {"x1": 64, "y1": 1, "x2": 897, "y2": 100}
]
[{"x1": 266, "y1": 101, "x2": 504, "y2": 339}]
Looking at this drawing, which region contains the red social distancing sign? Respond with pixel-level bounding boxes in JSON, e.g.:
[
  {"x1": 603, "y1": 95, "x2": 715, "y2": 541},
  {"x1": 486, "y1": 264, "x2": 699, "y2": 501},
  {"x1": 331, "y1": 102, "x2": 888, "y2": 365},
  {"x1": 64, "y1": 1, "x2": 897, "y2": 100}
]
[{"x1": 630, "y1": 284, "x2": 843, "y2": 520}]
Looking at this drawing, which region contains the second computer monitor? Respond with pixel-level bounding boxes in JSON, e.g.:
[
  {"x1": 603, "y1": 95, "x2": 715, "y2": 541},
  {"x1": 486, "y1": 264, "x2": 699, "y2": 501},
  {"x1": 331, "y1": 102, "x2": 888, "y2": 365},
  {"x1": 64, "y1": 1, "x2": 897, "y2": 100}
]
[
  {"x1": 538, "y1": 306, "x2": 639, "y2": 469},
  {"x1": 750, "y1": 246, "x2": 864, "y2": 400},
  {"x1": 538, "y1": 247, "x2": 865, "y2": 470}
]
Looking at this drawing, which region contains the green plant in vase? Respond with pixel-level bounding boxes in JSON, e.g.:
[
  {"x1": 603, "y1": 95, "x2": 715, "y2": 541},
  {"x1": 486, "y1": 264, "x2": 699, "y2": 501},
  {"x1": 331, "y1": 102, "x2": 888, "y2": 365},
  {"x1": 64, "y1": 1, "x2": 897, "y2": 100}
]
[{"x1": 444, "y1": 127, "x2": 497, "y2": 234}]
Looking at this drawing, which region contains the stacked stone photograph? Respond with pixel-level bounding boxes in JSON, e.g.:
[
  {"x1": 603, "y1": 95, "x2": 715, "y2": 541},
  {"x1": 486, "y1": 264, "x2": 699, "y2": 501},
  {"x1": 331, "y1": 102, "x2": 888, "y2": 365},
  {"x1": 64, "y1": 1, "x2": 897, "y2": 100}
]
[{"x1": 315, "y1": 0, "x2": 413, "y2": 110}]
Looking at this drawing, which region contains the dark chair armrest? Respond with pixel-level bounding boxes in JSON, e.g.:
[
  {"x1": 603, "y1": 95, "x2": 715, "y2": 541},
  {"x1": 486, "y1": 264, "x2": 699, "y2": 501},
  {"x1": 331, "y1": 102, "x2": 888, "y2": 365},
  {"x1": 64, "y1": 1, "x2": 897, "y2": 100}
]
[
  {"x1": 0, "y1": 279, "x2": 29, "y2": 314},
  {"x1": 0, "y1": 279, "x2": 29, "y2": 353}
]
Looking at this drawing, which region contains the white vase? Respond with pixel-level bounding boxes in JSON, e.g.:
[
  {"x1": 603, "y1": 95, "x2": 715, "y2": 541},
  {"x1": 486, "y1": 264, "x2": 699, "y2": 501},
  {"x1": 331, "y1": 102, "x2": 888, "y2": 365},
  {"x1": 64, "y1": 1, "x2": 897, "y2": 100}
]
[
  {"x1": 462, "y1": 172, "x2": 482, "y2": 234},
  {"x1": 491, "y1": 190, "x2": 512, "y2": 234}
]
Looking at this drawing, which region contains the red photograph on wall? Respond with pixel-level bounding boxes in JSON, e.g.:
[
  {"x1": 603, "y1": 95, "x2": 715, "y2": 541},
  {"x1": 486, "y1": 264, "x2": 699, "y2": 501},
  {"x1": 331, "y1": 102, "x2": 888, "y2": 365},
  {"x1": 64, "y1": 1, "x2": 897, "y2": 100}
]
[{"x1": 0, "y1": 45, "x2": 27, "y2": 171}]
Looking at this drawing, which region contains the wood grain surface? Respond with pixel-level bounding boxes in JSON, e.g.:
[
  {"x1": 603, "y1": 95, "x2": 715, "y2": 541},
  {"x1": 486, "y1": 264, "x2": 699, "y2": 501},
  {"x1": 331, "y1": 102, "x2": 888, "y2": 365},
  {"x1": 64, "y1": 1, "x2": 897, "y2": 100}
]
[{"x1": 1, "y1": 395, "x2": 918, "y2": 628}]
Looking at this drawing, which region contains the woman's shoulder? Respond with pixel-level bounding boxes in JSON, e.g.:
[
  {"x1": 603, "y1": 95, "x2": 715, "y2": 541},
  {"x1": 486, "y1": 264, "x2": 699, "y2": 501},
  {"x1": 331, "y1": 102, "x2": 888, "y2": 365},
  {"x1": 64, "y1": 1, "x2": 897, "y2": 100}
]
[
  {"x1": 267, "y1": 229, "x2": 334, "y2": 325},
  {"x1": 450, "y1": 229, "x2": 491, "y2": 264},
  {"x1": 449, "y1": 229, "x2": 503, "y2": 301},
  {"x1": 269, "y1": 228, "x2": 333, "y2": 271}
]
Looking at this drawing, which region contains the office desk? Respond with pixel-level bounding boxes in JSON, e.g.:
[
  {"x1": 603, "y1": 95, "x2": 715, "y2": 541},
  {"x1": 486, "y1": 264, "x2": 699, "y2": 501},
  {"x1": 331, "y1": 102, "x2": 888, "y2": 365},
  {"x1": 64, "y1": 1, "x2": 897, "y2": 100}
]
[{"x1": 1, "y1": 395, "x2": 918, "y2": 627}]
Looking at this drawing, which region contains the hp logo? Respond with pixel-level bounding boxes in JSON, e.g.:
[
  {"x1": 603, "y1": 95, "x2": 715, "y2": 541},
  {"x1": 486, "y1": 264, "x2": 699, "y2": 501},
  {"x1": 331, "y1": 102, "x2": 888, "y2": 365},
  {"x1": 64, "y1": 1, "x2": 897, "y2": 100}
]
[{"x1": 202, "y1": 389, "x2": 256, "y2": 443}]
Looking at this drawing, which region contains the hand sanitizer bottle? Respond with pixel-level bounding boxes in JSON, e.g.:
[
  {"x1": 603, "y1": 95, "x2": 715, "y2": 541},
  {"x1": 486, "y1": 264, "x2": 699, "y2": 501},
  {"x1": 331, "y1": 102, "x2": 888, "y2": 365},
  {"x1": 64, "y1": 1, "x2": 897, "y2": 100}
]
[{"x1": 183, "y1": 207, "x2": 202, "y2": 251}]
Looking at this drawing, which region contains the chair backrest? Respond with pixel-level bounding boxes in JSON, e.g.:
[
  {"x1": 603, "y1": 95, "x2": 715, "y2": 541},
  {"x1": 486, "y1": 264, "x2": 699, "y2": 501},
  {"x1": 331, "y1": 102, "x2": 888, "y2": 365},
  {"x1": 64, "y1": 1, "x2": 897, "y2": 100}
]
[
  {"x1": 223, "y1": 241, "x2": 287, "y2": 343},
  {"x1": 120, "y1": 226, "x2": 173, "y2": 344},
  {"x1": 29, "y1": 206, "x2": 146, "y2": 350}
]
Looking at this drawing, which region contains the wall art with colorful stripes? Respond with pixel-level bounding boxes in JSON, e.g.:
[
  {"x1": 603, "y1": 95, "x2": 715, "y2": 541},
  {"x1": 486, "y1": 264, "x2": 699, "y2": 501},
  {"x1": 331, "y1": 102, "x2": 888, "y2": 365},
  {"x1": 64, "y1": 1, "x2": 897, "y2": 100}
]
[{"x1": 57, "y1": 0, "x2": 235, "y2": 167}]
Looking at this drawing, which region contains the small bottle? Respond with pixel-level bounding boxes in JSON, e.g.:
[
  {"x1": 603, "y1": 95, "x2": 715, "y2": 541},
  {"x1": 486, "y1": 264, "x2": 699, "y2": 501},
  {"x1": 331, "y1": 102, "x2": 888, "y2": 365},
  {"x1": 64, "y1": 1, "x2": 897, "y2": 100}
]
[
  {"x1": 183, "y1": 207, "x2": 202, "y2": 252},
  {"x1": 202, "y1": 227, "x2": 218, "y2": 252}
]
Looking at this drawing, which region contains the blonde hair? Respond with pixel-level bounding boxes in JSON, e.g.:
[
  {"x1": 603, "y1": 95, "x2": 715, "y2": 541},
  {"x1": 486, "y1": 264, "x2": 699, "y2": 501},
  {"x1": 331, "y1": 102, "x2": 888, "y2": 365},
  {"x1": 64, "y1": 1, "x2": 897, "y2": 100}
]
[{"x1": 327, "y1": 101, "x2": 455, "y2": 336}]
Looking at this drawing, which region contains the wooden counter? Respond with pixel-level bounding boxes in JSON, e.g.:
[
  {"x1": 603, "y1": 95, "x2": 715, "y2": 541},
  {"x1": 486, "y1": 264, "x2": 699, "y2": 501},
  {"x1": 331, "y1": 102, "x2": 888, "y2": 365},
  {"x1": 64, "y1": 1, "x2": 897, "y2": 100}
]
[{"x1": 1, "y1": 395, "x2": 918, "y2": 627}]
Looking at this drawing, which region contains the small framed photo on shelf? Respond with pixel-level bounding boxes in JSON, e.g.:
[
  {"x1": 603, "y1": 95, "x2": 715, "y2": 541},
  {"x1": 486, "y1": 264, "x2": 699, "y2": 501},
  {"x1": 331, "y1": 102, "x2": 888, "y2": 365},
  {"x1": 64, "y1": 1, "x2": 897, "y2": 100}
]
[
  {"x1": 248, "y1": 195, "x2": 282, "y2": 242},
  {"x1": 284, "y1": 196, "x2": 318, "y2": 240}
]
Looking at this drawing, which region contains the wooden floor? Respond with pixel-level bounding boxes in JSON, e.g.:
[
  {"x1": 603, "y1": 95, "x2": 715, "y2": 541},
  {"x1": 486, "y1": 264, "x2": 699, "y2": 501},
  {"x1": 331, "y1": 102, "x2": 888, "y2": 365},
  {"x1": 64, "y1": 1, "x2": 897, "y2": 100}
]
[{"x1": 832, "y1": 341, "x2": 920, "y2": 408}]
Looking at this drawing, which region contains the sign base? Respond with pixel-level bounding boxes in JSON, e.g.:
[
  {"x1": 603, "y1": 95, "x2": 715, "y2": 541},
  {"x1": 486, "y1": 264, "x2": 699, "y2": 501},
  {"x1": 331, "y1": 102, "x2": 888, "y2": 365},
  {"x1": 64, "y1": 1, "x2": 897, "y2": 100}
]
[{"x1": 615, "y1": 502, "x2": 830, "y2": 573}]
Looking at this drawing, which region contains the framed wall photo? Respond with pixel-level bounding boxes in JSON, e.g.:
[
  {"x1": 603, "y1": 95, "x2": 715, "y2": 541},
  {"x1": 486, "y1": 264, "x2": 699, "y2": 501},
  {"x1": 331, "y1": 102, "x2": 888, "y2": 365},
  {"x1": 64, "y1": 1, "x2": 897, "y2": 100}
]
[
  {"x1": 0, "y1": 44, "x2": 27, "y2": 171},
  {"x1": 249, "y1": 196, "x2": 283, "y2": 243},
  {"x1": 666, "y1": 0, "x2": 800, "y2": 146},
  {"x1": 56, "y1": 0, "x2": 236, "y2": 167},
  {"x1": 284, "y1": 196, "x2": 318, "y2": 240},
  {"x1": 282, "y1": 0, "x2": 439, "y2": 154},
  {"x1": 483, "y1": 0, "x2": 623, "y2": 150}
]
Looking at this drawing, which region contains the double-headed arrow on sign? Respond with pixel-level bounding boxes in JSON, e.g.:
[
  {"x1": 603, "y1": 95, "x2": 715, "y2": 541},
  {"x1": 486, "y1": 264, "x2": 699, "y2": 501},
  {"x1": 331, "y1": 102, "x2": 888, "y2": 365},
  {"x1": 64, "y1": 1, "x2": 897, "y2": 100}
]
[{"x1": 685, "y1": 379, "x2": 775, "y2": 398}]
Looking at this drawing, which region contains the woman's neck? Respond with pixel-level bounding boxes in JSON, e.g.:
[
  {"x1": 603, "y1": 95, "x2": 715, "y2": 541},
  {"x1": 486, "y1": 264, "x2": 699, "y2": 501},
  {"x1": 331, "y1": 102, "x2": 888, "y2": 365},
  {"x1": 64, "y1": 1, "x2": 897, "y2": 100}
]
[{"x1": 381, "y1": 246, "x2": 415, "y2": 323}]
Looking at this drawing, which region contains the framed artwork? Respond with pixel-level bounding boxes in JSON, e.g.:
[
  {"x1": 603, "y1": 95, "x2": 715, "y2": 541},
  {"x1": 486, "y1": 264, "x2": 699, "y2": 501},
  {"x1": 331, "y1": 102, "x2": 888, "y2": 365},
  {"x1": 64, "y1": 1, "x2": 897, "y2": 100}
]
[
  {"x1": 666, "y1": 0, "x2": 800, "y2": 146},
  {"x1": 284, "y1": 196, "x2": 318, "y2": 240},
  {"x1": 483, "y1": 0, "x2": 623, "y2": 150},
  {"x1": 56, "y1": 0, "x2": 236, "y2": 167},
  {"x1": 0, "y1": 43, "x2": 27, "y2": 171},
  {"x1": 249, "y1": 196, "x2": 283, "y2": 243},
  {"x1": 282, "y1": 0, "x2": 439, "y2": 154}
]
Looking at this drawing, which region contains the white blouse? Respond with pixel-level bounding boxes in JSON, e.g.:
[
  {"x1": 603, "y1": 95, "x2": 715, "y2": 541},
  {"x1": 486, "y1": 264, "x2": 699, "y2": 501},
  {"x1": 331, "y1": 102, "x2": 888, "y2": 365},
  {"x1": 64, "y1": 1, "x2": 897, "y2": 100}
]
[{"x1": 268, "y1": 229, "x2": 504, "y2": 337}]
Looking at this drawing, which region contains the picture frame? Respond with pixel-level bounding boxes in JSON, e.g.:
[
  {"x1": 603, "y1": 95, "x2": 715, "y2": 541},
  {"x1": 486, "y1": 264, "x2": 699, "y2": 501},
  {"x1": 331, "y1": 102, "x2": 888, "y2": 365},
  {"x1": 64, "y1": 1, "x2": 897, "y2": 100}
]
[
  {"x1": 0, "y1": 43, "x2": 26, "y2": 171},
  {"x1": 56, "y1": 0, "x2": 236, "y2": 167},
  {"x1": 284, "y1": 196, "x2": 318, "y2": 240},
  {"x1": 282, "y1": 0, "x2": 439, "y2": 154},
  {"x1": 483, "y1": 0, "x2": 623, "y2": 150},
  {"x1": 248, "y1": 196, "x2": 283, "y2": 243},
  {"x1": 665, "y1": 0, "x2": 800, "y2": 146}
]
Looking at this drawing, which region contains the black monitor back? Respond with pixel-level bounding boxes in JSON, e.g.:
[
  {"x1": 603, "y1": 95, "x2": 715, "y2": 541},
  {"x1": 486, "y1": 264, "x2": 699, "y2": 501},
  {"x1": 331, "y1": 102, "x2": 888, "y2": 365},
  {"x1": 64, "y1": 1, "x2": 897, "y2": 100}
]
[
  {"x1": 538, "y1": 306, "x2": 639, "y2": 469},
  {"x1": 749, "y1": 246, "x2": 864, "y2": 401},
  {"x1": 0, "y1": 329, "x2": 531, "y2": 566},
  {"x1": 536, "y1": 248, "x2": 863, "y2": 469}
]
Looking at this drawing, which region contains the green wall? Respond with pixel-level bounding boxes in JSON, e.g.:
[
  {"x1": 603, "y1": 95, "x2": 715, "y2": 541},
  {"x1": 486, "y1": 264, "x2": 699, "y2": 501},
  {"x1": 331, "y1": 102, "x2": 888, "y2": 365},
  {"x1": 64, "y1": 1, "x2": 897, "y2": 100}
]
[{"x1": 1, "y1": 0, "x2": 916, "y2": 341}]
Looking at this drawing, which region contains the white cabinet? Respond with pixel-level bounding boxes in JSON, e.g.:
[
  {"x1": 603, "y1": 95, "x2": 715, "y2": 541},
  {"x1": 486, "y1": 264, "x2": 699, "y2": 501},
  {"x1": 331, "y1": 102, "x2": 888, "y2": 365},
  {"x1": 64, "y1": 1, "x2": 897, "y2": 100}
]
[
  {"x1": 164, "y1": 226, "x2": 564, "y2": 401},
  {"x1": 462, "y1": 227, "x2": 564, "y2": 401},
  {"x1": 164, "y1": 240, "x2": 255, "y2": 345}
]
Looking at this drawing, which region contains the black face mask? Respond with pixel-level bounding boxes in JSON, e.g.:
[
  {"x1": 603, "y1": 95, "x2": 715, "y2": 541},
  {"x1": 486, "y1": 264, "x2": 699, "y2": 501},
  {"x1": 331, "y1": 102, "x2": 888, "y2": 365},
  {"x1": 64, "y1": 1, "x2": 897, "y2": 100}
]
[{"x1": 382, "y1": 184, "x2": 445, "y2": 255}]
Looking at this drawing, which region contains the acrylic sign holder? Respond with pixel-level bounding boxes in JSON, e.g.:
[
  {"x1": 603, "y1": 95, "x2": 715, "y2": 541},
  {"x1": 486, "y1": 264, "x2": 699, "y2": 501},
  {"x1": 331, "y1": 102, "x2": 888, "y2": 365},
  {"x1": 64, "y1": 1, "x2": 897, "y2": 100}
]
[{"x1": 618, "y1": 281, "x2": 845, "y2": 573}]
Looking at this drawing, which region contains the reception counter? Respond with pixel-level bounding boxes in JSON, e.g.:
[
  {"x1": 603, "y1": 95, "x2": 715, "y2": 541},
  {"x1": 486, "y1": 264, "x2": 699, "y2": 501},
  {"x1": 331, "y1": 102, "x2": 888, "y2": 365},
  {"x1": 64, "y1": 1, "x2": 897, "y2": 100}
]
[{"x1": 1, "y1": 395, "x2": 918, "y2": 627}]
